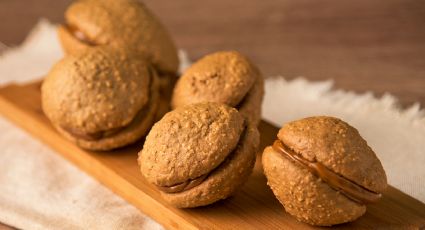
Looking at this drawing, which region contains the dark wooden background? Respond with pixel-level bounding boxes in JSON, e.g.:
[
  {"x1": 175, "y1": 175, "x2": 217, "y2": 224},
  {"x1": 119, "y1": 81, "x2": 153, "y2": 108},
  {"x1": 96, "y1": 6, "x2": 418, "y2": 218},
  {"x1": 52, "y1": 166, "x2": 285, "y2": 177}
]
[{"x1": 0, "y1": 0, "x2": 424, "y2": 229}]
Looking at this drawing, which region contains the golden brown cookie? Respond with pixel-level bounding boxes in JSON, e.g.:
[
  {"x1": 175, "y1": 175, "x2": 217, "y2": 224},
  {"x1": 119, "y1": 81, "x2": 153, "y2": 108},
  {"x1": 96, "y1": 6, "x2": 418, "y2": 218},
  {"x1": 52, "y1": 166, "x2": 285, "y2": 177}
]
[
  {"x1": 58, "y1": 0, "x2": 179, "y2": 75},
  {"x1": 262, "y1": 116, "x2": 387, "y2": 226},
  {"x1": 42, "y1": 47, "x2": 159, "y2": 151},
  {"x1": 139, "y1": 103, "x2": 259, "y2": 208},
  {"x1": 171, "y1": 51, "x2": 264, "y2": 126}
]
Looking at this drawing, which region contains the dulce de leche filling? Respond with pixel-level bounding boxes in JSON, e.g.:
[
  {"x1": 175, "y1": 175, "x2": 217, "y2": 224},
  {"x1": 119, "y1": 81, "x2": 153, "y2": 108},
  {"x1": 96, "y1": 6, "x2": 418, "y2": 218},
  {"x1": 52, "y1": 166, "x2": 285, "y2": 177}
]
[
  {"x1": 64, "y1": 24, "x2": 98, "y2": 46},
  {"x1": 64, "y1": 125, "x2": 125, "y2": 141},
  {"x1": 62, "y1": 103, "x2": 149, "y2": 141},
  {"x1": 62, "y1": 91, "x2": 152, "y2": 141},
  {"x1": 156, "y1": 125, "x2": 247, "y2": 194},
  {"x1": 156, "y1": 174, "x2": 208, "y2": 194},
  {"x1": 62, "y1": 74, "x2": 154, "y2": 141},
  {"x1": 272, "y1": 140, "x2": 382, "y2": 204}
]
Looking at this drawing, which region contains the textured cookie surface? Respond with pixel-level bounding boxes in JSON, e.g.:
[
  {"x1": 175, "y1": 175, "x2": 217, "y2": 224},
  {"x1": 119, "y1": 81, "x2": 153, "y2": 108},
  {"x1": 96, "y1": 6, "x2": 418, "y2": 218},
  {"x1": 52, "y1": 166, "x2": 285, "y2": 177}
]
[
  {"x1": 54, "y1": 74, "x2": 160, "y2": 151},
  {"x1": 278, "y1": 116, "x2": 387, "y2": 193},
  {"x1": 171, "y1": 51, "x2": 258, "y2": 109},
  {"x1": 42, "y1": 47, "x2": 151, "y2": 135},
  {"x1": 139, "y1": 103, "x2": 245, "y2": 186},
  {"x1": 61, "y1": 0, "x2": 178, "y2": 73},
  {"x1": 262, "y1": 146, "x2": 366, "y2": 226}
]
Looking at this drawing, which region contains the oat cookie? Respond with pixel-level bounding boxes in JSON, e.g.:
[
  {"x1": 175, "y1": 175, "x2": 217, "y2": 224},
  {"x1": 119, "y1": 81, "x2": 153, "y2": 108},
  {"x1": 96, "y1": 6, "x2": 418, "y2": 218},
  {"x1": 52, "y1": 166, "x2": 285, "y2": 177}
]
[
  {"x1": 139, "y1": 103, "x2": 260, "y2": 207},
  {"x1": 42, "y1": 47, "x2": 159, "y2": 150},
  {"x1": 171, "y1": 51, "x2": 264, "y2": 126},
  {"x1": 262, "y1": 116, "x2": 387, "y2": 226}
]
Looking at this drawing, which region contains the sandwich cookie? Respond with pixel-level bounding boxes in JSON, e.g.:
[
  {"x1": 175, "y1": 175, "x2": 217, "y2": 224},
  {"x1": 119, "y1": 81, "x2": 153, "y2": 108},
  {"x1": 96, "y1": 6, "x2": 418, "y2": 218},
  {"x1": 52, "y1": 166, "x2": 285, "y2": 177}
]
[
  {"x1": 57, "y1": 0, "x2": 179, "y2": 75},
  {"x1": 171, "y1": 51, "x2": 264, "y2": 126},
  {"x1": 262, "y1": 116, "x2": 387, "y2": 226},
  {"x1": 139, "y1": 103, "x2": 259, "y2": 208},
  {"x1": 58, "y1": 0, "x2": 179, "y2": 120},
  {"x1": 42, "y1": 47, "x2": 159, "y2": 151}
]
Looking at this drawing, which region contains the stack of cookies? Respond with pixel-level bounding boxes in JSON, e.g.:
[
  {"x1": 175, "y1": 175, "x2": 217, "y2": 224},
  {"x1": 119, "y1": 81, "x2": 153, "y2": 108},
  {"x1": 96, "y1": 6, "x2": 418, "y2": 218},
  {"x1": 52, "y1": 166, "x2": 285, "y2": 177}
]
[
  {"x1": 42, "y1": 0, "x2": 264, "y2": 211},
  {"x1": 41, "y1": 0, "x2": 387, "y2": 227},
  {"x1": 42, "y1": 0, "x2": 179, "y2": 150}
]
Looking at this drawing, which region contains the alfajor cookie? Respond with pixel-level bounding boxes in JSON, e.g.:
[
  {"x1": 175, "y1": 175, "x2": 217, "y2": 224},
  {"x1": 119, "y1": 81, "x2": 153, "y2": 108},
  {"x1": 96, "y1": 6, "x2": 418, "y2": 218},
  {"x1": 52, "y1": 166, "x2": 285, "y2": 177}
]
[
  {"x1": 262, "y1": 116, "x2": 387, "y2": 226},
  {"x1": 171, "y1": 51, "x2": 264, "y2": 126},
  {"x1": 139, "y1": 103, "x2": 259, "y2": 208},
  {"x1": 42, "y1": 47, "x2": 159, "y2": 151},
  {"x1": 57, "y1": 0, "x2": 179, "y2": 75}
]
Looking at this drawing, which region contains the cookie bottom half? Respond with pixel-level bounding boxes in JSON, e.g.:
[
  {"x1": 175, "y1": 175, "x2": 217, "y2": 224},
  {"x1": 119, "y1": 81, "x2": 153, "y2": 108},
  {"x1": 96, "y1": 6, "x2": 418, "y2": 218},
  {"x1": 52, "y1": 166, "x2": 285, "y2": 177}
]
[
  {"x1": 160, "y1": 125, "x2": 259, "y2": 208},
  {"x1": 262, "y1": 146, "x2": 366, "y2": 226}
]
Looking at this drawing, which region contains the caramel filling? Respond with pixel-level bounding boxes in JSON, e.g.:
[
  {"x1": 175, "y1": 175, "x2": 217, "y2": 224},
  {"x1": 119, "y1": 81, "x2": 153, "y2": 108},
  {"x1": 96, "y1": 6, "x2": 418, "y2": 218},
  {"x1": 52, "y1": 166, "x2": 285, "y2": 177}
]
[
  {"x1": 63, "y1": 75, "x2": 154, "y2": 141},
  {"x1": 64, "y1": 125, "x2": 123, "y2": 141},
  {"x1": 63, "y1": 104, "x2": 149, "y2": 141},
  {"x1": 156, "y1": 126, "x2": 247, "y2": 194},
  {"x1": 156, "y1": 174, "x2": 208, "y2": 194},
  {"x1": 64, "y1": 24, "x2": 98, "y2": 46},
  {"x1": 272, "y1": 140, "x2": 382, "y2": 204}
]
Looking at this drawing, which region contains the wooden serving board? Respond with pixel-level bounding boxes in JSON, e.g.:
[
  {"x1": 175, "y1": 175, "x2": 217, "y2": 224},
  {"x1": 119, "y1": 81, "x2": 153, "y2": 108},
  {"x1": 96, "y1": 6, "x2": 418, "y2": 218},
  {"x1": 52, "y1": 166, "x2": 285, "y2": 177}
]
[{"x1": 0, "y1": 81, "x2": 424, "y2": 229}]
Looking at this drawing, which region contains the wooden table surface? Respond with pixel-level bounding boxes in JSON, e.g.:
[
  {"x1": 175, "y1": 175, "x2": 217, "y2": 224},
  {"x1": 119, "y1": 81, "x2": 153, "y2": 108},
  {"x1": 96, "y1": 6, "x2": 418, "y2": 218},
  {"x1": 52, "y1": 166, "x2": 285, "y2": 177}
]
[{"x1": 0, "y1": 0, "x2": 424, "y2": 229}]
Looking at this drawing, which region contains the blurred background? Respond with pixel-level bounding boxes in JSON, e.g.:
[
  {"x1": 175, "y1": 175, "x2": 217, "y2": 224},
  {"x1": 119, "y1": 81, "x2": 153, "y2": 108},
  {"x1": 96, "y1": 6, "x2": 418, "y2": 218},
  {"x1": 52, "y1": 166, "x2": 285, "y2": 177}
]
[{"x1": 0, "y1": 0, "x2": 424, "y2": 106}]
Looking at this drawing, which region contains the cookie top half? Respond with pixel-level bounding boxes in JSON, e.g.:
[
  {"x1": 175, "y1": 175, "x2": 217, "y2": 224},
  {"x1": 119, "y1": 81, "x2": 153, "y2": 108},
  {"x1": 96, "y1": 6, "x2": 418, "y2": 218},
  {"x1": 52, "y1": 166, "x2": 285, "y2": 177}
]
[
  {"x1": 63, "y1": 0, "x2": 178, "y2": 74},
  {"x1": 171, "y1": 51, "x2": 258, "y2": 108},
  {"x1": 139, "y1": 103, "x2": 245, "y2": 187},
  {"x1": 42, "y1": 47, "x2": 153, "y2": 134},
  {"x1": 277, "y1": 116, "x2": 387, "y2": 193}
]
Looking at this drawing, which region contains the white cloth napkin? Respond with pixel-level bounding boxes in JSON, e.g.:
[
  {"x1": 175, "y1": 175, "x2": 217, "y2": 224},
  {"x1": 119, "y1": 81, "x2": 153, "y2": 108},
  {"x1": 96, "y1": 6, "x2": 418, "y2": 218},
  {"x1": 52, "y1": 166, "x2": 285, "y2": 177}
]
[{"x1": 0, "y1": 19, "x2": 424, "y2": 230}]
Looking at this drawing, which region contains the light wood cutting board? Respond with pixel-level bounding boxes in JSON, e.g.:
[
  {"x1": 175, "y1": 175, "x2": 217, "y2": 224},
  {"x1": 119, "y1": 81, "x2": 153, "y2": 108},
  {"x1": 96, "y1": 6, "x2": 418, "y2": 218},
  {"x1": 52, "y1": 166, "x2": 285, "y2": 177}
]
[{"x1": 0, "y1": 81, "x2": 424, "y2": 229}]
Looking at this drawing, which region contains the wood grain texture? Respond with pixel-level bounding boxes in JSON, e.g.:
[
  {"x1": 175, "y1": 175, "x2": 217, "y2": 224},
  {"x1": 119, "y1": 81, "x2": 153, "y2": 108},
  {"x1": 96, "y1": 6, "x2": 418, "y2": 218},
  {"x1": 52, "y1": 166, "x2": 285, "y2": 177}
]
[
  {"x1": 1, "y1": 0, "x2": 424, "y2": 106},
  {"x1": 0, "y1": 81, "x2": 424, "y2": 229}
]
